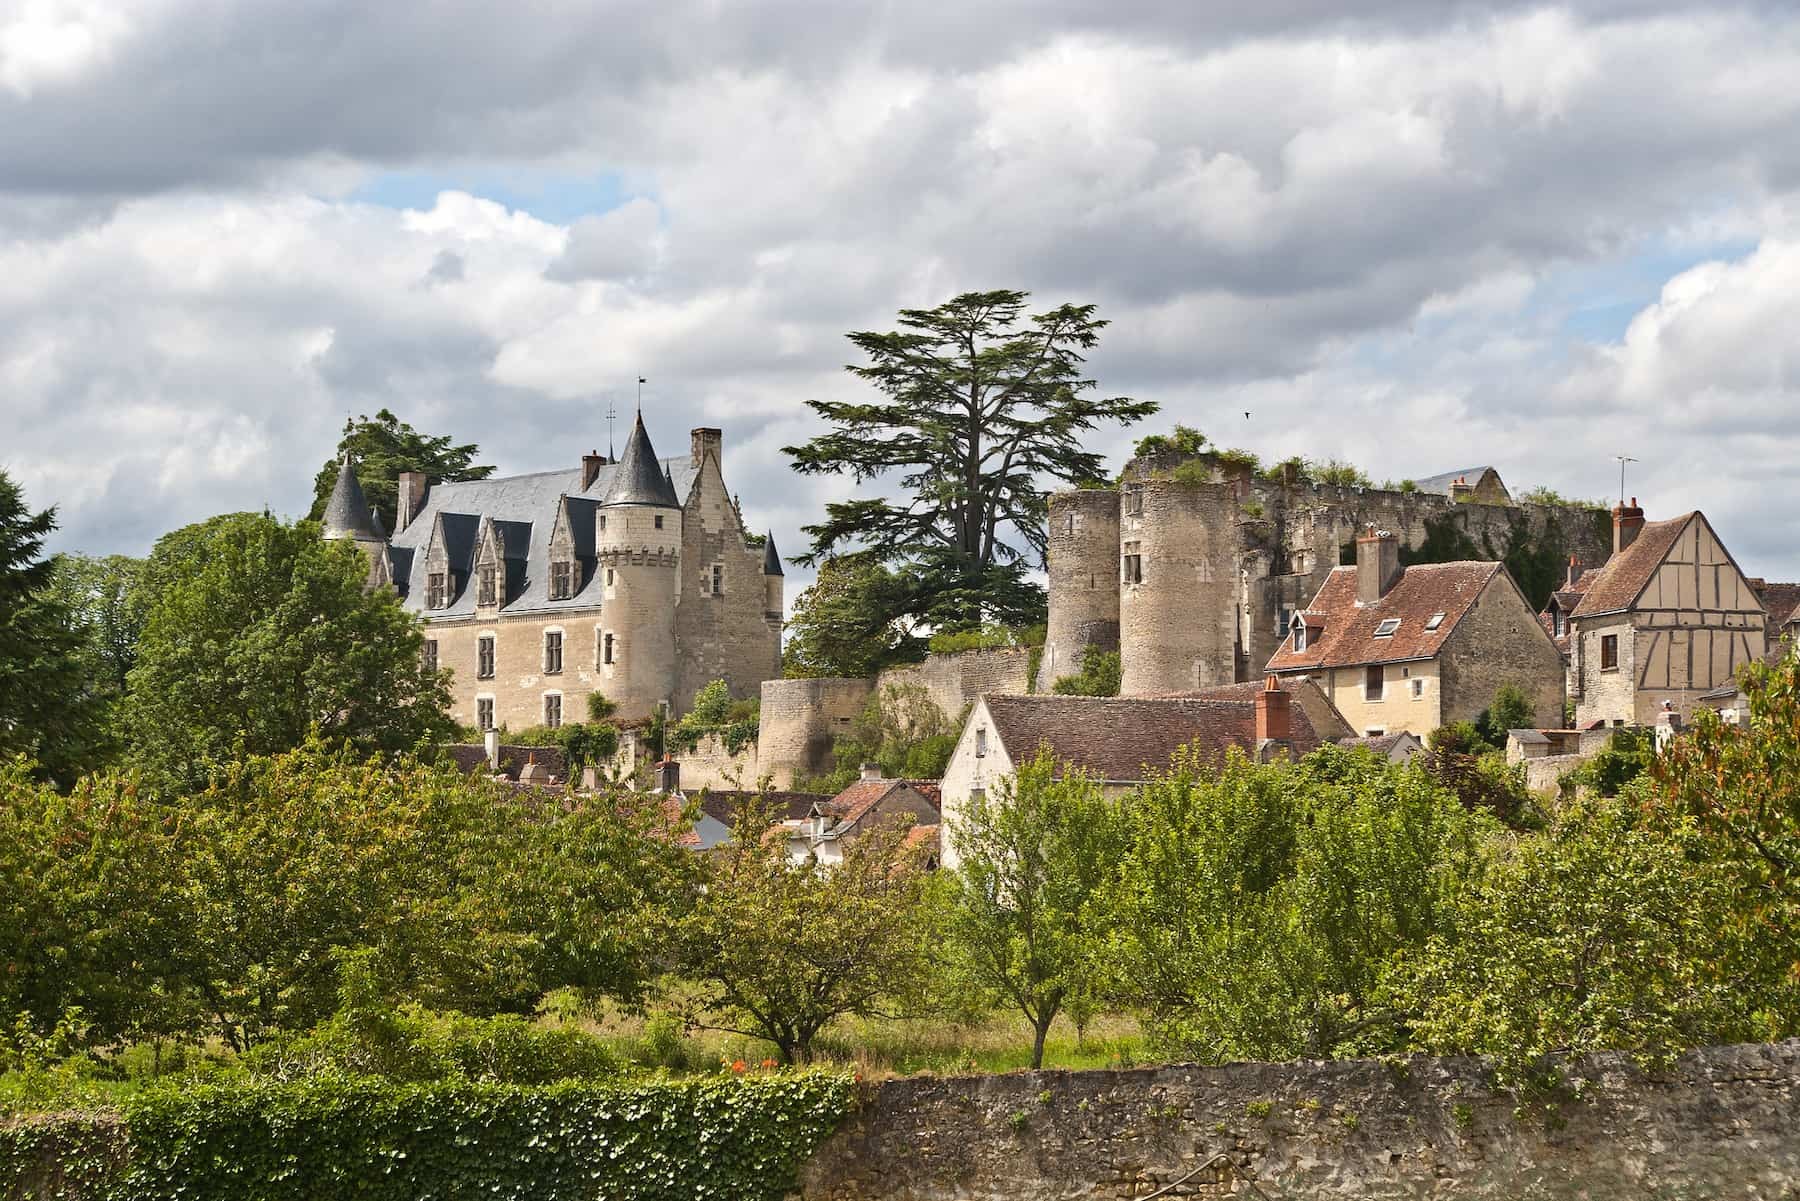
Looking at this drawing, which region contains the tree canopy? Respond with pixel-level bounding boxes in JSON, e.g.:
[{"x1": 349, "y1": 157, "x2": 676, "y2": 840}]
[
  {"x1": 308, "y1": 409, "x2": 493, "y2": 534},
  {"x1": 780, "y1": 556, "x2": 927, "y2": 678},
  {"x1": 785, "y1": 290, "x2": 1155, "y2": 632},
  {"x1": 124, "y1": 512, "x2": 454, "y2": 790}
]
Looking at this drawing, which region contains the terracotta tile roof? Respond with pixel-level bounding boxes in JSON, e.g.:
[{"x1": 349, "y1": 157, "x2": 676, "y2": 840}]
[
  {"x1": 821, "y1": 779, "x2": 941, "y2": 829},
  {"x1": 1537, "y1": 568, "x2": 1599, "y2": 653},
  {"x1": 1150, "y1": 677, "x2": 1354, "y2": 742},
  {"x1": 982, "y1": 693, "x2": 1326, "y2": 783},
  {"x1": 696, "y1": 790, "x2": 823, "y2": 825},
  {"x1": 1264, "y1": 561, "x2": 1503, "y2": 673},
  {"x1": 1757, "y1": 582, "x2": 1800, "y2": 631},
  {"x1": 1569, "y1": 515, "x2": 1693, "y2": 618}
]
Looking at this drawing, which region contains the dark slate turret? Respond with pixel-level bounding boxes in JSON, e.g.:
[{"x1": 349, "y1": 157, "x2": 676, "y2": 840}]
[
  {"x1": 322, "y1": 453, "x2": 384, "y2": 541},
  {"x1": 602, "y1": 414, "x2": 682, "y2": 508},
  {"x1": 762, "y1": 531, "x2": 783, "y2": 576}
]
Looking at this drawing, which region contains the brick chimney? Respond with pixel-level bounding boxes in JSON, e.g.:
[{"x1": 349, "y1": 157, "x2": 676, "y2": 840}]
[
  {"x1": 654, "y1": 754, "x2": 681, "y2": 794},
  {"x1": 691, "y1": 428, "x2": 723, "y2": 467},
  {"x1": 1613, "y1": 497, "x2": 1645, "y2": 554},
  {"x1": 582, "y1": 449, "x2": 606, "y2": 490},
  {"x1": 1565, "y1": 555, "x2": 1582, "y2": 589},
  {"x1": 1254, "y1": 675, "x2": 1292, "y2": 762},
  {"x1": 396, "y1": 471, "x2": 430, "y2": 532},
  {"x1": 1355, "y1": 526, "x2": 1402, "y2": 605}
]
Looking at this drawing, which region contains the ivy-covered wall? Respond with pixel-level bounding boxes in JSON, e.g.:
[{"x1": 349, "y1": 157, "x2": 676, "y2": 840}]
[{"x1": 2, "y1": 1074, "x2": 854, "y2": 1201}]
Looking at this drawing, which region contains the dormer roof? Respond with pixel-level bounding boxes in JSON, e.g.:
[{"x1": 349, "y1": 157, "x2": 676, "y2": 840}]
[
  {"x1": 603, "y1": 413, "x2": 683, "y2": 508},
  {"x1": 321, "y1": 454, "x2": 384, "y2": 541}
]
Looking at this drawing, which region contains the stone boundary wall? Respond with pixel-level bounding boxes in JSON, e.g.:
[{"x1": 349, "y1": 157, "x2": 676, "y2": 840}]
[
  {"x1": 675, "y1": 729, "x2": 762, "y2": 791},
  {"x1": 874, "y1": 647, "x2": 1034, "y2": 722},
  {"x1": 795, "y1": 1040, "x2": 1800, "y2": 1200}
]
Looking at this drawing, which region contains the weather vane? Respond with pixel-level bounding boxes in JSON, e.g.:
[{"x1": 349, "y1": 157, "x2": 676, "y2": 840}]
[
  {"x1": 637, "y1": 375, "x2": 646, "y2": 414},
  {"x1": 605, "y1": 397, "x2": 618, "y2": 461}
]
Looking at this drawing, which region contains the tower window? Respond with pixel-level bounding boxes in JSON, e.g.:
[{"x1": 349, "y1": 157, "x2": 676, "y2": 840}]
[
  {"x1": 544, "y1": 693, "x2": 562, "y2": 729},
  {"x1": 478, "y1": 564, "x2": 497, "y2": 607},
  {"x1": 1125, "y1": 489, "x2": 1143, "y2": 516},
  {"x1": 654, "y1": 514, "x2": 664, "y2": 530},
  {"x1": 603, "y1": 632, "x2": 615, "y2": 665},
  {"x1": 711, "y1": 563, "x2": 724, "y2": 594},
  {"x1": 606, "y1": 568, "x2": 615, "y2": 587},
  {"x1": 544, "y1": 630, "x2": 563, "y2": 675},
  {"x1": 477, "y1": 698, "x2": 494, "y2": 731},
  {"x1": 1122, "y1": 554, "x2": 1143, "y2": 585},
  {"x1": 477, "y1": 635, "x2": 495, "y2": 680},
  {"x1": 550, "y1": 560, "x2": 572, "y2": 600}
]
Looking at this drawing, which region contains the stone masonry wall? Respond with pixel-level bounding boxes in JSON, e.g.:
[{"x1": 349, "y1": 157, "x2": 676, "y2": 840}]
[
  {"x1": 757, "y1": 677, "x2": 876, "y2": 788},
  {"x1": 795, "y1": 1040, "x2": 1800, "y2": 1201},
  {"x1": 875, "y1": 648, "x2": 1034, "y2": 722},
  {"x1": 1438, "y1": 575, "x2": 1567, "y2": 729}
]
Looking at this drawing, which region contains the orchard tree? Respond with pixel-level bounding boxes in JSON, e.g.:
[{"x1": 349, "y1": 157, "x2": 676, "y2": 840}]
[
  {"x1": 125, "y1": 512, "x2": 454, "y2": 790},
  {"x1": 307, "y1": 409, "x2": 492, "y2": 534},
  {"x1": 0, "y1": 471, "x2": 104, "y2": 783},
  {"x1": 785, "y1": 290, "x2": 1156, "y2": 633},
  {"x1": 675, "y1": 800, "x2": 933, "y2": 1063},
  {"x1": 942, "y1": 748, "x2": 1124, "y2": 1068}
]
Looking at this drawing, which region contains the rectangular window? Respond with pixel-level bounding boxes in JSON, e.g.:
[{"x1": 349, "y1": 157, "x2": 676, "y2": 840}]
[
  {"x1": 427, "y1": 572, "x2": 447, "y2": 609},
  {"x1": 1122, "y1": 542, "x2": 1143, "y2": 585},
  {"x1": 1373, "y1": 618, "x2": 1401, "y2": 638},
  {"x1": 1601, "y1": 633, "x2": 1619, "y2": 671},
  {"x1": 477, "y1": 635, "x2": 495, "y2": 680},
  {"x1": 654, "y1": 514, "x2": 664, "y2": 529},
  {"x1": 478, "y1": 564, "x2": 497, "y2": 607},
  {"x1": 477, "y1": 698, "x2": 494, "y2": 731},
  {"x1": 1365, "y1": 664, "x2": 1385, "y2": 701},
  {"x1": 711, "y1": 564, "x2": 724, "y2": 595},
  {"x1": 1293, "y1": 623, "x2": 1308, "y2": 653},
  {"x1": 603, "y1": 632, "x2": 615, "y2": 665},
  {"x1": 544, "y1": 630, "x2": 563, "y2": 675},
  {"x1": 422, "y1": 639, "x2": 438, "y2": 674},
  {"x1": 1277, "y1": 606, "x2": 1294, "y2": 636},
  {"x1": 975, "y1": 727, "x2": 988, "y2": 758},
  {"x1": 1124, "y1": 488, "x2": 1143, "y2": 516},
  {"x1": 1411, "y1": 678, "x2": 1424, "y2": 698},
  {"x1": 1365, "y1": 727, "x2": 1386, "y2": 737},
  {"x1": 544, "y1": 694, "x2": 562, "y2": 729},
  {"x1": 550, "y1": 560, "x2": 572, "y2": 600},
  {"x1": 1553, "y1": 610, "x2": 1567, "y2": 638}
]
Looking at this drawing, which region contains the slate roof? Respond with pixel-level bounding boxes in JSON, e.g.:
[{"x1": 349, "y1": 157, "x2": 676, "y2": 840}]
[
  {"x1": 1569, "y1": 515, "x2": 1694, "y2": 619},
  {"x1": 762, "y1": 532, "x2": 784, "y2": 577},
  {"x1": 695, "y1": 791, "x2": 824, "y2": 825},
  {"x1": 1337, "y1": 732, "x2": 1423, "y2": 758},
  {"x1": 603, "y1": 414, "x2": 683, "y2": 508},
  {"x1": 980, "y1": 693, "x2": 1328, "y2": 783},
  {"x1": 322, "y1": 456, "x2": 383, "y2": 541},
  {"x1": 1264, "y1": 561, "x2": 1504, "y2": 672},
  {"x1": 1412, "y1": 467, "x2": 1497, "y2": 496},
  {"x1": 388, "y1": 454, "x2": 702, "y2": 617}
]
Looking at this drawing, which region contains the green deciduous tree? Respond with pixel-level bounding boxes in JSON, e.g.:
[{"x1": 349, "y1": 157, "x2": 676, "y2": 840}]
[
  {"x1": 796, "y1": 684, "x2": 958, "y2": 794},
  {"x1": 1102, "y1": 746, "x2": 1485, "y2": 1062},
  {"x1": 308, "y1": 409, "x2": 492, "y2": 534},
  {"x1": 675, "y1": 801, "x2": 932, "y2": 1063},
  {"x1": 785, "y1": 290, "x2": 1156, "y2": 633},
  {"x1": 942, "y1": 748, "x2": 1124, "y2": 1068},
  {"x1": 0, "y1": 472, "x2": 104, "y2": 784},
  {"x1": 1049, "y1": 646, "x2": 1121, "y2": 697},
  {"x1": 124, "y1": 512, "x2": 453, "y2": 790}
]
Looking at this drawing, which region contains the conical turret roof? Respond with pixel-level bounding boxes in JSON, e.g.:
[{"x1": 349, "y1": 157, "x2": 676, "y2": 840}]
[
  {"x1": 322, "y1": 453, "x2": 384, "y2": 541},
  {"x1": 602, "y1": 413, "x2": 682, "y2": 508},
  {"x1": 762, "y1": 531, "x2": 783, "y2": 576}
]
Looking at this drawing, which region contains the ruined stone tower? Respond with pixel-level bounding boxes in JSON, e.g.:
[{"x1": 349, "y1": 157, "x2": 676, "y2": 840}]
[{"x1": 1034, "y1": 490, "x2": 1121, "y2": 691}]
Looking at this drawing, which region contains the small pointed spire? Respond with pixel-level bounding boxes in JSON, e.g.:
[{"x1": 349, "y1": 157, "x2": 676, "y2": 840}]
[
  {"x1": 322, "y1": 452, "x2": 384, "y2": 541},
  {"x1": 762, "y1": 531, "x2": 783, "y2": 577}
]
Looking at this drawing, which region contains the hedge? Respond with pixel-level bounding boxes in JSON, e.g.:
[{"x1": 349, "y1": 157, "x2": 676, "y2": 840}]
[{"x1": 2, "y1": 1073, "x2": 855, "y2": 1201}]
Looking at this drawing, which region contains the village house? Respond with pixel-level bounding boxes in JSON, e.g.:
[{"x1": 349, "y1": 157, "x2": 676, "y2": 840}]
[
  {"x1": 937, "y1": 678, "x2": 1348, "y2": 870},
  {"x1": 780, "y1": 766, "x2": 941, "y2": 866},
  {"x1": 1566, "y1": 502, "x2": 1770, "y2": 727},
  {"x1": 1263, "y1": 527, "x2": 1565, "y2": 737},
  {"x1": 322, "y1": 416, "x2": 783, "y2": 731}
]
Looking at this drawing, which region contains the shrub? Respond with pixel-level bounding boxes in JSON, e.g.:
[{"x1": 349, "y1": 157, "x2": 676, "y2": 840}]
[
  {"x1": 1132, "y1": 425, "x2": 1207, "y2": 461},
  {"x1": 1050, "y1": 647, "x2": 1121, "y2": 697}
]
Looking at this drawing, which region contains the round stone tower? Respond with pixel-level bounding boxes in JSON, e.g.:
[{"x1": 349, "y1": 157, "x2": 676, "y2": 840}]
[
  {"x1": 1118, "y1": 478, "x2": 1241, "y2": 696},
  {"x1": 598, "y1": 413, "x2": 683, "y2": 718},
  {"x1": 1035, "y1": 488, "x2": 1122, "y2": 691}
]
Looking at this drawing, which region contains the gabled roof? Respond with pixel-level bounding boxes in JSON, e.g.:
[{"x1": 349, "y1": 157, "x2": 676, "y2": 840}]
[
  {"x1": 1264, "y1": 561, "x2": 1503, "y2": 672},
  {"x1": 603, "y1": 413, "x2": 683, "y2": 508},
  {"x1": 322, "y1": 455, "x2": 384, "y2": 541},
  {"x1": 1412, "y1": 466, "x2": 1505, "y2": 498},
  {"x1": 1152, "y1": 676, "x2": 1355, "y2": 742},
  {"x1": 1538, "y1": 568, "x2": 1599, "y2": 653},
  {"x1": 818, "y1": 778, "x2": 940, "y2": 829},
  {"x1": 980, "y1": 693, "x2": 1327, "y2": 783},
  {"x1": 1758, "y1": 582, "x2": 1800, "y2": 630},
  {"x1": 1570, "y1": 514, "x2": 1694, "y2": 619}
]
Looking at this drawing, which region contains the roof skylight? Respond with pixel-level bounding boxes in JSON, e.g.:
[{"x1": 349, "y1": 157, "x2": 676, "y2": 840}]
[
  {"x1": 1424, "y1": 612, "x2": 1446, "y2": 631},
  {"x1": 1373, "y1": 618, "x2": 1401, "y2": 637}
]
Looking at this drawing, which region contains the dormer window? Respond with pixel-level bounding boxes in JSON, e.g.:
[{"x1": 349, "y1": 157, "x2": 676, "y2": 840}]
[
  {"x1": 427, "y1": 572, "x2": 448, "y2": 610},
  {"x1": 1553, "y1": 608, "x2": 1566, "y2": 638},
  {"x1": 1373, "y1": 618, "x2": 1401, "y2": 638},
  {"x1": 478, "y1": 564, "x2": 497, "y2": 607},
  {"x1": 550, "y1": 560, "x2": 572, "y2": 601},
  {"x1": 1424, "y1": 612, "x2": 1446, "y2": 632},
  {"x1": 1293, "y1": 623, "x2": 1308, "y2": 653}
]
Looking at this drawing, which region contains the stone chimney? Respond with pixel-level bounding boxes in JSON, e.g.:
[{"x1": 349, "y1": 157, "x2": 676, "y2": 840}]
[
  {"x1": 484, "y1": 728, "x2": 499, "y2": 771},
  {"x1": 396, "y1": 471, "x2": 430, "y2": 533},
  {"x1": 860, "y1": 761, "x2": 883, "y2": 781},
  {"x1": 654, "y1": 755, "x2": 681, "y2": 794},
  {"x1": 1254, "y1": 675, "x2": 1292, "y2": 762},
  {"x1": 1355, "y1": 526, "x2": 1402, "y2": 605},
  {"x1": 582, "y1": 450, "x2": 606, "y2": 490},
  {"x1": 691, "y1": 428, "x2": 723, "y2": 467},
  {"x1": 1565, "y1": 555, "x2": 1582, "y2": 589},
  {"x1": 1613, "y1": 497, "x2": 1645, "y2": 554}
]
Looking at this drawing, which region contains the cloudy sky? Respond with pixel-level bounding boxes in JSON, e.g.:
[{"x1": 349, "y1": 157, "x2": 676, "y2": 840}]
[{"x1": 4, "y1": 0, "x2": 1799, "y2": 585}]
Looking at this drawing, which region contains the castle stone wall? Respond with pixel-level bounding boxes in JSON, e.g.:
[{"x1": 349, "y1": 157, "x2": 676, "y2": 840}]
[
  {"x1": 875, "y1": 647, "x2": 1034, "y2": 720},
  {"x1": 797, "y1": 1040, "x2": 1800, "y2": 1201},
  {"x1": 1036, "y1": 490, "x2": 1121, "y2": 691},
  {"x1": 1119, "y1": 479, "x2": 1240, "y2": 695},
  {"x1": 756, "y1": 677, "x2": 876, "y2": 788}
]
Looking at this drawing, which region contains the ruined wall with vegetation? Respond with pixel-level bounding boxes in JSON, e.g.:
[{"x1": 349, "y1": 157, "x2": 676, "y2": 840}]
[{"x1": 797, "y1": 1040, "x2": 1800, "y2": 1201}]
